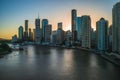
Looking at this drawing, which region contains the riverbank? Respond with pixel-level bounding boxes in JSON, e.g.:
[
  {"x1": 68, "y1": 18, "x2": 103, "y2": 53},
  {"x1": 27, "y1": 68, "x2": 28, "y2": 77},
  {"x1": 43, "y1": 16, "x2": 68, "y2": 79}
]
[
  {"x1": 0, "y1": 51, "x2": 10, "y2": 58},
  {"x1": 54, "y1": 45, "x2": 120, "y2": 66},
  {"x1": 76, "y1": 47, "x2": 120, "y2": 66},
  {"x1": 0, "y1": 43, "x2": 12, "y2": 57},
  {"x1": 5, "y1": 43, "x2": 120, "y2": 66},
  {"x1": 100, "y1": 52, "x2": 120, "y2": 66}
]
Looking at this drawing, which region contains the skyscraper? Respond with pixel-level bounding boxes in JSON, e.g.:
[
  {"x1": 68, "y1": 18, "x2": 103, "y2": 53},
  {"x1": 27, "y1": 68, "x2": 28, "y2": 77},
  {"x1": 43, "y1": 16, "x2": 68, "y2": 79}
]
[
  {"x1": 91, "y1": 28, "x2": 96, "y2": 48},
  {"x1": 71, "y1": 9, "x2": 77, "y2": 42},
  {"x1": 76, "y1": 17, "x2": 82, "y2": 43},
  {"x1": 109, "y1": 25, "x2": 112, "y2": 49},
  {"x1": 96, "y1": 18, "x2": 108, "y2": 51},
  {"x1": 24, "y1": 20, "x2": 28, "y2": 41},
  {"x1": 58, "y1": 22, "x2": 62, "y2": 30},
  {"x1": 56, "y1": 22, "x2": 64, "y2": 44},
  {"x1": 35, "y1": 18, "x2": 41, "y2": 44},
  {"x1": 81, "y1": 15, "x2": 91, "y2": 48},
  {"x1": 112, "y1": 2, "x2": 120, "y2": 53},
  {"x1": 33, "y1": 29, "x2": 36, "y2": 42},
  {"x1": 29, "y1": 28, "x2": 33, "y2": 41},
  {"x1": 65, "y1": 30, "x2": 72, "y2": 46},
  {"x1": 51, "y1": 31, "x2": 57, "y2": 44},
  {"x1": 42, "y1": 19, "x2": 48, "y2": 41},
  {"x1": 18, "y1": 26, "x2": 23, "y2": 40},
  {"x1": 44, "y1": 25, "x2": 52, "y2": 43}
]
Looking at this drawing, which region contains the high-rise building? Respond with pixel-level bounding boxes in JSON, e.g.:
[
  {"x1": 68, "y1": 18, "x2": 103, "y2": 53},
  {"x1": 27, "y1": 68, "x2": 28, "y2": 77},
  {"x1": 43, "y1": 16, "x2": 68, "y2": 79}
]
[
  {"x1": 18, "y1": 26, "x2": 23, "y2": 40},
  {"x1": 24, "y1": 20, "x2": 28, "y2": 41},
  {"x1": 71, "y1": 9, "x2": 77, "y2": 42},
  {"x1": 35, "y1": 18, "x2": 41, "y2": 44},
  {"x1": 81, "y1": 15, "x2": 91, "y2": 48},
  {"x1": 96, "y1": 18, "x2": 108, "y2": 51},
  {"x1": 109, "y1": 25, "x2": 112, "y2": 49},
  {"x1": 51, "y1": 31, "x2": 57, "y2": 44},
  {"x1": 58, "y1": 22, "x2": 62, "y2": 30},
  {"x1": 29, "y1": 28, "x2": 33, "y2": 41},
  {"x1": 44, "y1": 25, "x2": 52, "y2": 43},
  {"x1": 65, "y1": 30, "x2": 72, "y2": 46},
  {"x1": 91, "y1": 28, "x2": 96, "y2": 41},
  {"x1": 76, "y1": 17, "x2": 82, "y2": 43},
  {"x1": 56, "y1": 22, "x2": 64, "y2": 44},
  {"x1": 33, "y1": 29, "x2": 36, "y2": 42},
  {"x1": 42, "y1": 19, "x2": 48, "y2": 41},
  {"x1": 112, "y1": 2, "x2": 120, "y2": 53},
  {"x1": 91, "y1": 28, "x2": 96, "y2": 48}
]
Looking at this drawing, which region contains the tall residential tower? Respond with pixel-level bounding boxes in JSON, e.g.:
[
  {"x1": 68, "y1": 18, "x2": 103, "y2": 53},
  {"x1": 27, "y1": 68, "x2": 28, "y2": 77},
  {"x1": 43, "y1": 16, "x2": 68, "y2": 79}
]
[
  {"x1": 35, "y1": 17, "x2": 41, "y2": 44},
  {"x1": 56, "y1": 22, "x2": 64, "y2": 44},
  {"x1": 96, "y1": 18, "x2": 108, "y2": 51},
  {"x1": 18, "y1": 26, "x2": 23, "y2": 40},
  {"x1": 42, "y1": 19, "x2": 48, "y2": 41},
  {"x1": 71, "y1": 9, "x2": 77, "y2": 42},
  {"x1": 24, "y1": 20, "x2": 28, "y2": 41},
  {"x1": 112, "y1": 2, "x2": 120, "y2": 53},
  {"x1": 44, "y1": 25, "x2": 52, "y2": 43},
  {"x1": 76, "y1": 17, "x2": 82, "y2": 43},
  {"x1": 81, "y1": 15, "x2": 91, "y2": 48}
]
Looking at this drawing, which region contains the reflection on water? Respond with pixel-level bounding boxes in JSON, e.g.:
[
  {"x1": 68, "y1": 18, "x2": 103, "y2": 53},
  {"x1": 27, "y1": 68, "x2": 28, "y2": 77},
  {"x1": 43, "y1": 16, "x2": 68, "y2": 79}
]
[{"x1": 0, "y1": 45, "x2": 120, "y2": 80}]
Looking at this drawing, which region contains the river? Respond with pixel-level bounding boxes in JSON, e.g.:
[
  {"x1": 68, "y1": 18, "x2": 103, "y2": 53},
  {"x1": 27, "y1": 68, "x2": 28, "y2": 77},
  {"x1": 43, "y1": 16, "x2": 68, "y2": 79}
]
[{"x1": 0, "y1": 45, "x2": 120, "y2": 80}]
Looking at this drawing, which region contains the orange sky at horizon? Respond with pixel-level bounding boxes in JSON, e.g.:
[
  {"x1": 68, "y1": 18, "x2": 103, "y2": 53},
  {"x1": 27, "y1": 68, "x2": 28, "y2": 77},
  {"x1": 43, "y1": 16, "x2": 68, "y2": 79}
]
[
  {"x1": 0, "y1": 16, "x2": 112, "y2": 39},
  {"x1": 0, "y1": 0, "x2": 114, "y2": 39}
]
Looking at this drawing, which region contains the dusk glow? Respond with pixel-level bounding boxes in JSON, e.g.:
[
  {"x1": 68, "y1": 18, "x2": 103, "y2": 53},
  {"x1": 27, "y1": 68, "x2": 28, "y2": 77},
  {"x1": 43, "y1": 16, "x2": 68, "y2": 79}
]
[
  {"x1": 0, "y1": 1, "x2": 120, "y2": 79},
  {"x1": 0, "y1": 0, "x2": 119, "y2": 39}
]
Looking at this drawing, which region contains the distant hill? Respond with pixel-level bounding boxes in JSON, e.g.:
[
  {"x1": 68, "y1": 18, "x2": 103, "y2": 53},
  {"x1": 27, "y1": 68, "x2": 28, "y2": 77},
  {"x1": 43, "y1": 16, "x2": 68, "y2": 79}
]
[
  {"x1": 0, "y1": 38, "x2": 5, "y2": 41},
  {"x1": 0, "y1": 38, "x2": 11, "y2": 42}
]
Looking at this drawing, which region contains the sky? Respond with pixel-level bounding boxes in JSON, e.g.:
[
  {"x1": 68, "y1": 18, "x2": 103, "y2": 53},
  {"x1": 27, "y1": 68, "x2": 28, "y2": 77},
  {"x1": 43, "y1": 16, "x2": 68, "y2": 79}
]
[{"x1": 0, "y1": 0, "x2": 119, "y2": 39}]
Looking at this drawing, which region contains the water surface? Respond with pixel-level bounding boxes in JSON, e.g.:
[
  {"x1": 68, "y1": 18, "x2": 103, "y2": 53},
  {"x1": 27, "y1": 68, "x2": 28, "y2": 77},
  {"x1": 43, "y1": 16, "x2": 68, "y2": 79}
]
[{"x1": 0, "y1": 45, "x2": 120, "y2": 80}]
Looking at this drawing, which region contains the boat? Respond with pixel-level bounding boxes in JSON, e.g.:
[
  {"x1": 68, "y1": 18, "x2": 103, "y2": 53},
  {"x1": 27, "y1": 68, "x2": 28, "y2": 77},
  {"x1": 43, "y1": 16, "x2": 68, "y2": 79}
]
[{"x1": 10, "y1": 44, "x2": 24, "y2": 50}]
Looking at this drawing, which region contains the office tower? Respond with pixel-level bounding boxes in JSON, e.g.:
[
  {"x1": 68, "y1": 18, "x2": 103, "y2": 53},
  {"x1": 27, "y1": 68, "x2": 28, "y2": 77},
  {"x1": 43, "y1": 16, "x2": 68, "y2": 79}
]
[
  {"x1": 18, "y1": 26, "x2": 23, "y2": 40},
  {"x1": 35, "y1": 18, "x2": 41, "y2": 44},
  {"x1": 33, "y1": 29, "x2": 36, "y2": 42},
  {"x1": 109, "y1": 25, "x2": 112, "y2": 49},
  {"x1": 81, "y1": 15, "x2": 91, "y2": 48},
  {"x1": 96, "y1": 21, "x2": 99, "y2": 49},
  {"x1": 58, "y1": 22, "x2": 62, "y2": 30},
  {"x1": 65, "y1": 30, "x2": 72, "y2": 46},
  {"x1": 29, "y1": 28, "x2": 33, "y2": 41},
  {"x1": 51, "y1": 31, "x2": 57, "y2": 44},
  {"x1": 42, "y1": 19, "x2": 48, "y2": 41},
  {"x1": 112, "y1": 2, "x2": 120, "y2": 53},
  {"x1": 96, "y1": 18, "x2": 108, "y2": 51},
  {"x1": 91, "y1": 28, "x2": 96, "y2": 41},
  {"x1": 24, "y1": 20, "x2": 28, "y2": 41},
  {"x1": 91, "y1": 28, "x2": 96, "y2": 48},
  {"x1": 44, "y1": 25, "x2": 52, "y2": 43},
  {"x1": 76, "y1": 17, "x2": 82, "y2": 43},
  {"x1": 56, "y1": 22, "x2": 64, "y2": 44},
  {"x1": 71, "y1": 9, "x2": 77, "y2": 42}
]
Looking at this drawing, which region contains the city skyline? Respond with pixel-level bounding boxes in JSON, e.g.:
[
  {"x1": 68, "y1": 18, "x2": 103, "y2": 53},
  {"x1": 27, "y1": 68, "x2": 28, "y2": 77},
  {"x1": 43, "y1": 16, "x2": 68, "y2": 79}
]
[{"x1": 0, "y1": 0, "x2": 119, "y2": 39}]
